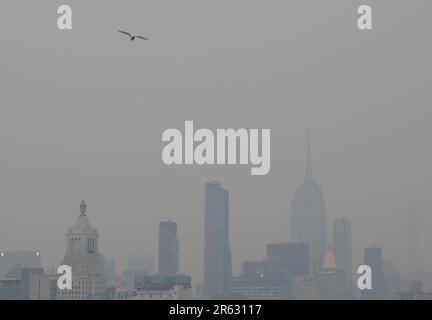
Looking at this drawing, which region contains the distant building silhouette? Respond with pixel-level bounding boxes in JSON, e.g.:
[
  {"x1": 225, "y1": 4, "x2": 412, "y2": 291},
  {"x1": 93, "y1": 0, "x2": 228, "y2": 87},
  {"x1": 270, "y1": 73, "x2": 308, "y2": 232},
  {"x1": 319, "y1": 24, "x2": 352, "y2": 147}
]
[
  {"x1": 101, "y1": 255, "x2": 117, "y2": 298},
  {"x1": 266, "y1": 242, "x2": 309, "y2": 276},
  {"x1": 241, "y1": 260, "x2": 266, "y2": 278},
  {"x1": 290, "y1": 137, "x2": 327, "y2": 269},
  {"x1": 124, "y1": 255, "x2": 155, "y2": 291},
  {"x1": 158, "y1": 220, "x2": 179, "y2": 276},
  {"x1": 229, "y1": 272, "x2": 293, "y2": 300},
  {"x1": 405, "y1": 208, "x2": 420, "y2": 272},
  {"x1": 128, "y1": 274, "x2": 192, "y2": 300},
  {"x1": 46, "y1": 266, "x2": 59, "y2": 300},
  {"x1": 361, "y1": 245, "x2": 384, "y2": 300},
  {"x1": 57, "y1": 201, "x2": 105, "y2": 300},
  {"x1": 382, "y1": 259, "x2": 401, "y2": 299},
  {"x1": 315, "y1": 248, "x2": 346, "y2": 299},
  {"x1": 0, "y1": 251, "x2": 42, "y2": 277},
  {"x1": 203, "y1": 182, "x2": 232, "y2": 299},
  {"x1": 0, "y1": 266, "x2": 49, "y2": 300},
  {"x1": 333, "y1": 217, "x2": 353, "y2": 295},
  {"x1": 399, "y1": 281, "x2": 432, "y2": 300}
]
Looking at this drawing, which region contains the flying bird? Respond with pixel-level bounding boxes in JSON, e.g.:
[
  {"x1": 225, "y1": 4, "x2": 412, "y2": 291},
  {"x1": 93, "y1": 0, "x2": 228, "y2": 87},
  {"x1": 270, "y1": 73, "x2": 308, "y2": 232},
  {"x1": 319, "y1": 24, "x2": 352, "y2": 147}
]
[{"x1": 119, "y1": 30, "x2": 149, "y2": 41}]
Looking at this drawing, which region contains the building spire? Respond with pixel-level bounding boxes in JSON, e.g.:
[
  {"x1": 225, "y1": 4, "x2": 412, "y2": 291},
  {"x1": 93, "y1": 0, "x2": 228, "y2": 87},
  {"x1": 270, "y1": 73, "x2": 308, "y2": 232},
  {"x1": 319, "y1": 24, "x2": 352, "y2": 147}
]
[
  {"x1": 305, "y1": 134, "x2": 312, "y2": 181},
  {"x1": 80, "y1": 200, "x2": 87, "y2": 216}
]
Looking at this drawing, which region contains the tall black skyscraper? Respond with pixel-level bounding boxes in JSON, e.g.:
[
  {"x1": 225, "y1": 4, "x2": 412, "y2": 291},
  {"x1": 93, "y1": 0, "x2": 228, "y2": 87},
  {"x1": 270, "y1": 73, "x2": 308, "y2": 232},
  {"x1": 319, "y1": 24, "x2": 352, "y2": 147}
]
[
  {"x1": 333, "y1": 217, "x2": 353, "y2": 295},
  {"x1": 203, "y1": 182, "x2": 232, "y2": 299},
  {"x1": 158, "y1": 220, "x2": 179, "y2": 276},
  {"x1": 290, "y1": 137, "x2": 327, "y2": 269},
  {"x1": 362, "y1": 245, "x2": 384, "y2": 300}
]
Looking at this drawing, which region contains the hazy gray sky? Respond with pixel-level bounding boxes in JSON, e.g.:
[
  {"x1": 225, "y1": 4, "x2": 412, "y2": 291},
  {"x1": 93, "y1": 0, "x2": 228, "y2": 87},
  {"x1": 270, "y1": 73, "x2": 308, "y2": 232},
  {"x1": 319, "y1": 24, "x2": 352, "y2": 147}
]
[{"x1": 1, "y1": 1, "x2": 431, "y2": 286}]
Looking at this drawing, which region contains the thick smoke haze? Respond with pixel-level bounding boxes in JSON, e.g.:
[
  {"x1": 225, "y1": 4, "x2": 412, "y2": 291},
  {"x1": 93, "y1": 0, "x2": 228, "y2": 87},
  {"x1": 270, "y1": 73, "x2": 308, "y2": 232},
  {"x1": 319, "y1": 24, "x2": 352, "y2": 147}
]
[{"x1": 0, "y1": 1, "x2": 431, "y2": 288}]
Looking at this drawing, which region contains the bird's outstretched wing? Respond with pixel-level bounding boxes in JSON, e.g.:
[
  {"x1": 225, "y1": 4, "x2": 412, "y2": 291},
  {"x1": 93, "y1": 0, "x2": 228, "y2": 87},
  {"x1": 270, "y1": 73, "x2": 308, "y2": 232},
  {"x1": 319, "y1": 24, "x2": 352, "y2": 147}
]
[
  {"x1": 136, "y1": 36, "x2": 149, "y2": 40},
  {"x1": 118, "y1": 30, "x2": 132, "y2": 39}
]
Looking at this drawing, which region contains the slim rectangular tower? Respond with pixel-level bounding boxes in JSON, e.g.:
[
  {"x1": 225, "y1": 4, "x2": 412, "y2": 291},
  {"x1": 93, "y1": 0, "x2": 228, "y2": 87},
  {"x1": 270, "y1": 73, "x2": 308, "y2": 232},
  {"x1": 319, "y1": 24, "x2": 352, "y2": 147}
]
[
  {"x1": 333, "y1": 217, "x2": 353, "y2": 296},
  {"x1": 158, "y1": 221, "x2": 179, "y2": 276},
  {"x1": 203, "y1": 182, "x2": 232, "y2": 299},
  {"x1": 362, "y1": 245, "x2": 384, "y2": 300}
]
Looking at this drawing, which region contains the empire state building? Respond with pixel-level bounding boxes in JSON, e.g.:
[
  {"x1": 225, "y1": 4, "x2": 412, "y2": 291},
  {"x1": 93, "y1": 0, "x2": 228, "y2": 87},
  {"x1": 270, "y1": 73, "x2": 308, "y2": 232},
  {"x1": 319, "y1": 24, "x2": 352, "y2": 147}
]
[{"x1": 290, "y1": 137, "x2": 327, "y2": 270}]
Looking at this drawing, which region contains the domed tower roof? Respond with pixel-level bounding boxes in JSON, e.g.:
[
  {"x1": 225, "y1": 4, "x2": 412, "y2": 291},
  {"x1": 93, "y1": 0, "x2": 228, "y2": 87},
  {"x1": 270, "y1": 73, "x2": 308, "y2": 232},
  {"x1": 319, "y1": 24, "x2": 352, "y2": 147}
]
[
  {"x1": 59, "y1": 201, "x2": 104, "y2": 300},
  {"x1": 67, "y1": 200, "x2": 98, "y2": 235}
]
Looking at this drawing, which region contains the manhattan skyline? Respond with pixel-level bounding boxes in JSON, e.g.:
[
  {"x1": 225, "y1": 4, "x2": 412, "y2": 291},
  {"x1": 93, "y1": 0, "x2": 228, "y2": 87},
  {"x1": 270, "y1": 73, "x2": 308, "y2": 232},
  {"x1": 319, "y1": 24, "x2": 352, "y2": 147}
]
[{"x1": 1, "y1": 0, "x2": 432, "y2": 290}]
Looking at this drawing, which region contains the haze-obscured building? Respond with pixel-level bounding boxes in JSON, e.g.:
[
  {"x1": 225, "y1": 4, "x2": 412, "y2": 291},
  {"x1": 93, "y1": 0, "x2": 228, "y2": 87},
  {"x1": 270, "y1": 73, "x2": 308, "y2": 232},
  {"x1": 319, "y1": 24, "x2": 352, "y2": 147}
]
[
  {"x1": 101, "y1": 256, "x2": 117, "y2": 299},
  {"x1": 57, "y1": 201, "x2": 105, "y2": 300},
  {"x1": 333, "y1": 217, "x2": 353, "y2": 296},
  {"x1": 266, "y1": 242, "x2": 309, "y2": 276},
  {"x1": 203, "y1": 182, "x2": 232, "y2": 299},
  {"x1": 0, "y1": 266, "x2": 49, "y2": 300},
  {"x1": 290, "y1": 138, "x2": 327, "y2": 270},
  {"x1": 361, "y1": 245, "x2": 384, "y2": 300},
  {"x1": 124, "y1": 255, "x2": 155, "y2": 290},
  {"x1": 314, "y1": 248, "x2": 347, "y2": 299},
  {"x1": 158, "y1": 220, "x2": 179, "y2": 276},
  {"x1": 128, "y1": 274, "x2": 193, "y2": 300},
  {"x1": 399, "y1": 281, "x2": 432, "y2": 300},
  {"x1": 46, "y1": 266, "x2": 59, "y2": 300},
  {"x1": 382, "y1": 259, "x2": 401, "y2": 299},
  {"x1": 0, "y1": 251, "x2": 42, "y2": 277},
  {"x1": 241, "y1": 260, "x2": 266, "y2": 278},
  {"x1": 292, "y1": 277, "x2": 321, "y2": 300},
  {"x1": 229, "y1": 271, "x2": 293, "y2": 300}
]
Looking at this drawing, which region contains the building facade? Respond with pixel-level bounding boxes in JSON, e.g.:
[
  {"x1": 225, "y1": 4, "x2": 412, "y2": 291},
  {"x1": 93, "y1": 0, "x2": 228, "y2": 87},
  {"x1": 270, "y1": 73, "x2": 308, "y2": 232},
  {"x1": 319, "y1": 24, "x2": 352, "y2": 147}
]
[
  {"x1": 266, "y1": 242, "x2": 309, "y2": 276},
  {"x1": 333, "y1": 217, "x2": 353, "y2": 295},
  {"x1": 158, "y1": 220, "x2": 179, "y2": 276},
  {"x1": 57, "y1": 201, "x2": 105, "y2": 300},
  {"x1": 127, "y1": 274, "x2": 193, "y2": 300},
  {"x1": 0, "y1": 251, "x2": 42, "y2": 277},
  {"x1": 361, "y1": 245, "x2": 384, "y2": 300},
  {"x1": 290, "y1": 138, "x2": 327, "y2": 269},
  {"x1": 314, "y1": 248, "x2": 347, "y2": 299},
  {"x1": 203, "y1": 182, "x2": 232, "y2": 299},
  {"x1": 0, "y1": 266, "x2": 49, "y2": 300},
  {"x1": 399, "y1": 281, "x2": 432, "y2": 300},
  {"x1": 229, "y1": 272, "x2": 293, "y2": 300}
]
